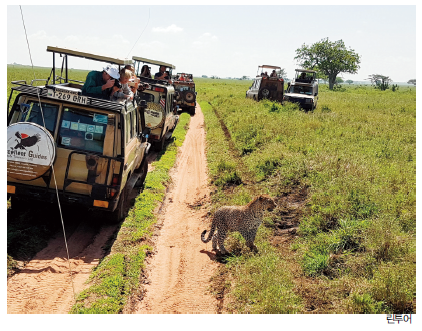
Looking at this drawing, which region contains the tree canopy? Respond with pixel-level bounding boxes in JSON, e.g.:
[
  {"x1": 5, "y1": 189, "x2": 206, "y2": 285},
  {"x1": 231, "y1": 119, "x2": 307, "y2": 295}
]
[
  {"x1": 407, "y1": 79, "x2": 416, "y2": 85},
  {"x1": 367, "y1": 74, "x2": 392, "y2": 91},
  {"x1": 294, "y1": 38, "x2": 361, "y2": 90},
  {"x1": 346, "y1": 80, "x2": 354, "y2": 85}
]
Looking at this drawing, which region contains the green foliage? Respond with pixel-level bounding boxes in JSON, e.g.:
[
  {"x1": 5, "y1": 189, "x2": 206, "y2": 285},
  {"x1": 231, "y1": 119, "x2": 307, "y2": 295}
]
[
  {"x1": 371, "y1": 262, "x2": 416, "y2": 313},
  {"x1": 197, "y1": 77, "x2": 415, "y2": 313},
  {"x1": 294, "y1": 38, "x2": 361, "y2": 90}
]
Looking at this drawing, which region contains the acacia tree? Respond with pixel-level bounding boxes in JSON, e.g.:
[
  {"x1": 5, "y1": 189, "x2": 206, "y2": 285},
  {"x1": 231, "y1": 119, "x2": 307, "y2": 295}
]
[
  {"x1": 276, "y1": 68, "x2": 287, "y2": 78},
  {"x1": 407, "y1": 79, "x2": 416, "y2": 86},
  {"x1": 294, "y1": 38, "x2": 361, "y2": 90},
  {"x1": 346, "y1": 80, "x2": 354, "y2": 85},
  {"x1": 367, "y1": 74, "x2": 392, "y2": 91}
]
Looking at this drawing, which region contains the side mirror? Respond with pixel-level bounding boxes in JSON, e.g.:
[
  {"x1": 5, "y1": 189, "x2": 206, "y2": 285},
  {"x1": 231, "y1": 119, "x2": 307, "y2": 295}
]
[{"x1": 314, "y1": 93, "x2": 318, "y2": 96}]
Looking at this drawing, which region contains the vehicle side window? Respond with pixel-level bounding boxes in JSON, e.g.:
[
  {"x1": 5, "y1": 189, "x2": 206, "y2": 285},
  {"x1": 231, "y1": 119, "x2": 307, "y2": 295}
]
[
  {"x1": 58, "y1": 108, "x2": 107, "y2": 153},
  {"x1": 126, "y1": 111, "x2": 134, "y2": 142},
  {"x1": 256, "y1": 79, "x2": 261, "y2": 89},
  {"x1": 138, "y1": 92, "x2": 155, "y2": 103},
  {"x1": 19, "y1": 101, "x2": 59, "y2": 135}
]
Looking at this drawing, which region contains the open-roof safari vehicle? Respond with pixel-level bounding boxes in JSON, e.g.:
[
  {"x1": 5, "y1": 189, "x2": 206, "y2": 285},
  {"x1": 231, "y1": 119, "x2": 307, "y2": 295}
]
[
  {"x1": 132, "y1": 56, "x2": 179, "y2": 151},
  {"x1": 7, "y1": 46, "x2": 151, "y2": 222},
  {"x1": 245, "y1": 65, "x2": 284, "y2": 103},
  {"x1": 172, "y1": 73, "x2": 196, "y2": 115},
  {"x1": 283, "y1": 69, "x2": 319, "y2": 111}
]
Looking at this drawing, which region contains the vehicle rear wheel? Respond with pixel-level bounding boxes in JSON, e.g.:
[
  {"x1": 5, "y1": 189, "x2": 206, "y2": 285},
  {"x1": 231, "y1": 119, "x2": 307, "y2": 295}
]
[{"x1": 153, "y1": 135, "x2": 166, "y2": 152}]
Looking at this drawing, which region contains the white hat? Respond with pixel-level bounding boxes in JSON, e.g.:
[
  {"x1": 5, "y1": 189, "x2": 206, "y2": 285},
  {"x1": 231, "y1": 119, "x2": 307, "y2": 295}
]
[{"x1": 103, "y1": 65, "x2": 120, "y2": 79}]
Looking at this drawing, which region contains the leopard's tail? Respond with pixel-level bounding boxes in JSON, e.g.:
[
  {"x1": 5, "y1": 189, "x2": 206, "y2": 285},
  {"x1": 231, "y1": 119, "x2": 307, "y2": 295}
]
[{"x1": 201, "y1": 220, "x2": 216, "y2": 243}]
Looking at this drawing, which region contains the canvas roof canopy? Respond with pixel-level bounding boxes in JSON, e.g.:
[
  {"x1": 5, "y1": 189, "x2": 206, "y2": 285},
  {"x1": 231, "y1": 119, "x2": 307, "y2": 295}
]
[
  {"x1": 46, "y1": 46, "x2": 133, "y2": 65},
  {"x1": 132, "y1": 56, "x2": 175, "y2": 69},
  {"x1": 295, "y1": 69, "x2": 317, "y2": 73},
  {"x1": 258, "y1": 65, "x2": 281, "y2": 70}
]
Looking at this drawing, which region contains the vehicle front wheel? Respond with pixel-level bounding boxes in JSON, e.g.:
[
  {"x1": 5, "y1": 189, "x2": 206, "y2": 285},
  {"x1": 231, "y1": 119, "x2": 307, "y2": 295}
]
[
  {"x1": 135, "y1": 158, "x2": 148, "y2": 189},
  {"x1": 189, "y1": 106, "x2": 196, "y2": 116}
]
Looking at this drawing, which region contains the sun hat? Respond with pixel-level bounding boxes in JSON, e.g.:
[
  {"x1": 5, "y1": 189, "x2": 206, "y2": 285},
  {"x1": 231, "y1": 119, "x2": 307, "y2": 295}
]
[{"x1": 103, "y1": 65, "x2": 120, "y2": 79}]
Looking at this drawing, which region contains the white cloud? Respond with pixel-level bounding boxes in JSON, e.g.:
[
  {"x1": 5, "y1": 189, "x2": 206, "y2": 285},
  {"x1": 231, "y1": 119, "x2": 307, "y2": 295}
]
[
  {"x1": 152, "y1": 24, "x2": 183, "y2": 33},
  {"x1": 192, "y1": 32, "x2": 219, "y2": 49}
]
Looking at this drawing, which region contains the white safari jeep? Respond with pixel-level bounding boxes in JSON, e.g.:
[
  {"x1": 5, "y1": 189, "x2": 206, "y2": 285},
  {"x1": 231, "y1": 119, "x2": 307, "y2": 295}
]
[
  {"x1": 132, "y1": 56, "x2": 179, "y2": 152},
  {"x1": 283, "y1": 69, "x2": 319, "y2": 111},
  {"x1": 7, "y1": 46, "x2": 151, "y2": 222}
]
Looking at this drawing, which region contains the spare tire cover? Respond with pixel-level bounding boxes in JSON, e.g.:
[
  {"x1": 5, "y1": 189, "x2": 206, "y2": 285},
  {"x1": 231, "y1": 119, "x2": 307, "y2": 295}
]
[
  {"x1": 7, "y1": 122, "x2": 56, "y2": 181},
  {"x1": 184, "y1": 91, "x2": 196, "y2": 103},
  {"x1": 145, "y1": 102, "x2": 165, "y2": 129}
]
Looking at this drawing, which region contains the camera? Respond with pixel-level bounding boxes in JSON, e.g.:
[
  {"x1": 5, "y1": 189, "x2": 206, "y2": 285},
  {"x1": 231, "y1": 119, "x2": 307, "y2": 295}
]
[{"x1": 113, "y1": 79, "x2": 122, "y2": 89}]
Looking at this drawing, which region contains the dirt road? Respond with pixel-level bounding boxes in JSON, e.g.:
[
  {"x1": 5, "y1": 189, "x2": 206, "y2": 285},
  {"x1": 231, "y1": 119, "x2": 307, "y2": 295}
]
[
  {"x1": 135, "y1": 104, "x2": 218, "y2": 314},
  {"x1": 7, "y1": 218, "x2": 117, "y2": 314}
]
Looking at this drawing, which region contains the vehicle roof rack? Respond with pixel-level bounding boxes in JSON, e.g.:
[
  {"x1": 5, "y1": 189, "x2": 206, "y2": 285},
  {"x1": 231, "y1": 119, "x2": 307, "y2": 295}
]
[
  {"x1": 10, "y1": 84, "x2": 127, "y2": 113},
  {"x1": 295, "y1": 69, "x2": 316, "y2": 73},
  {"x1": 259, "y1": 65, "x2": 281, "y2": 70},
  {"x1": 47, "y1": 46, "x2": 133, "y2": 65},
  {"x1": 132, "y1": 56, "x2": 175, "y2": 69}
]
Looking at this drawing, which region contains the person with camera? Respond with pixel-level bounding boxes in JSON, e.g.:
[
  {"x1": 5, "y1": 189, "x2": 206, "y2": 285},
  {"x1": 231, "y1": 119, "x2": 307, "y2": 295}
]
[
  {"x1": 81, "y1": 66, "x2": 120, "y2": 99},
  {"x1": 154, "y1": 65, "x2": 172, "y2": 84}
]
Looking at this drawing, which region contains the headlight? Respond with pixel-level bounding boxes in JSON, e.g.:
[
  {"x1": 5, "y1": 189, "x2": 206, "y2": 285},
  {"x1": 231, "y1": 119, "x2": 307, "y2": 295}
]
[{"x1": 305, "y1": 99, "x2": 312, "y2": 103}]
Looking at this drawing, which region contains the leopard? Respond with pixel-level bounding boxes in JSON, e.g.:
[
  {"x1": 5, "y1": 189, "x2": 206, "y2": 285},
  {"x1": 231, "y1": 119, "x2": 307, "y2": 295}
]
[{"x1": 201, "y1": 194, "x2": 276, "y2": 255}]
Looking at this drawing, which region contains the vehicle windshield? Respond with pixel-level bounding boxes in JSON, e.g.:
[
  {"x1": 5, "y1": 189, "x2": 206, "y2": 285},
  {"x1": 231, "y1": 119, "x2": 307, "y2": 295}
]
[
  {"x1": 176, "y1": 86, "x2": 192, "y2": 92},
  {"x1": 58, "y1": 107, "x2": 108, "y2": 153},
  {"x1": 18, "y1": 101, "x2": 59, "y2": 135},
  {"x1": 288, "y1": 85, "x2": 313, "y2": 95}
]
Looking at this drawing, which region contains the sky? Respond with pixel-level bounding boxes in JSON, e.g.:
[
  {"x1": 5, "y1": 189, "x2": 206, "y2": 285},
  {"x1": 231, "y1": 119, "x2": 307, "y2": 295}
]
[{"x1": 6, "y1": 4, "x2": 417, "y2": 82}]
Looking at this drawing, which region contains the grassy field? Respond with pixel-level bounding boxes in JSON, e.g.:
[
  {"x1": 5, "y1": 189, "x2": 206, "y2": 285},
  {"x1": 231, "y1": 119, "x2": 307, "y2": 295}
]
[
  {"x1": 7, "y1": 66, "x2": 416, "y2": 313},
  {"x1": 197, "y1": 78, "x2": 416, "y2": 313}
]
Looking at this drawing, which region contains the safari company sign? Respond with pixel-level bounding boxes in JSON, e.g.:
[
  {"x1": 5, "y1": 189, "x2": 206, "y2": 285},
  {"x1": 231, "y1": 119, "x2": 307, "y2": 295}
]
[{"x1": 7, "y1": 122, "x2": 55, "y2": 181}]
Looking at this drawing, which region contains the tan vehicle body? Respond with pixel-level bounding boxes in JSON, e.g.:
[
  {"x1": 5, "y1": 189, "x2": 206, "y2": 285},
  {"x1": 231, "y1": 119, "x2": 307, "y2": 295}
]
[
  {"x1": 133, "y1": 56, "x2": 179, "y2": 151},
  {"x1": 7, "y1": 47, "x2": 150, "y2": 221}
]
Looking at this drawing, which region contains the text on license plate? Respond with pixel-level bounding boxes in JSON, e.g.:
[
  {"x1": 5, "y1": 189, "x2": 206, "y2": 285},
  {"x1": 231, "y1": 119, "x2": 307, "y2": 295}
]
[{"x1": 47, "y1": 89, "x2": 87, "y2": 104}]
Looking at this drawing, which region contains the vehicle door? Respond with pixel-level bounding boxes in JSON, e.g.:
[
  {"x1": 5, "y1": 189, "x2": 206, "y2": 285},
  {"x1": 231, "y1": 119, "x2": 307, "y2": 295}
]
[{"x1": 123, "y1": 102, "x2": 141, "y2": 183}]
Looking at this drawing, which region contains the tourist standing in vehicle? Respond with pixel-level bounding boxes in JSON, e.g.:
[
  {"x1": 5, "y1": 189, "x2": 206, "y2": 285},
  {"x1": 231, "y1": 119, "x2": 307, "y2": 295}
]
[
  {"x1": 155, "y1": 65, "x2": 172, "y2": 83},
  {"x1": 81, "y1": 66, "x2": 120, "y2": 99},
  {"x1": 140, "y1": 65, "x2": 152, "y2": 78},
  {"x1": 270, "y1": 70, "x2": 277, "y2": 77}
]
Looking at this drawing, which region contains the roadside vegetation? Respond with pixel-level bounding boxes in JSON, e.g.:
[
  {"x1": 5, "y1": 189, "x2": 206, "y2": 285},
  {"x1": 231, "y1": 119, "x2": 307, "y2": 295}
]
[{"x1": 197, "y1": 77, "x2": 416, "y2": 313}]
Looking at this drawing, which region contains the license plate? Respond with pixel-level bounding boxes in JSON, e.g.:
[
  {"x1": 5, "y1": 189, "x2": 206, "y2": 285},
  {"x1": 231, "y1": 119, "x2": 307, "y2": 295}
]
[{"x1": 47, "y1": 89, "x2": 88, "y2": 105}]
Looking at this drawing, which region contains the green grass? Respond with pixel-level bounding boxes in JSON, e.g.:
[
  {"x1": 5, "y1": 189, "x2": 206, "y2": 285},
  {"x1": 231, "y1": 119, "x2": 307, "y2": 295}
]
[
  {"x1": 70, "y1": 113, "x2": 190, "y2": 314},
  {"x1": 198, "y1": 78, "x2": 415, "y2": 313}
]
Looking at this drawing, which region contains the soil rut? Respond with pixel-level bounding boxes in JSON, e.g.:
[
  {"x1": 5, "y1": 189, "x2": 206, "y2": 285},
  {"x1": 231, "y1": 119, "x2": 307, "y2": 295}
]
[
  {"x1": 135, "y1": 104, "x2": 218, "y2": 314},
  {"x1": 7, "y1": 221, "x2": 117, "y2": 314}
]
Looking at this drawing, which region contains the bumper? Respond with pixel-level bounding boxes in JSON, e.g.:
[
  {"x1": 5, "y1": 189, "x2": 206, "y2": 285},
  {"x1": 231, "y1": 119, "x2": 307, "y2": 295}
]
[{"x1": 7, "y1": 182, "x2": 119, "y2": 212}]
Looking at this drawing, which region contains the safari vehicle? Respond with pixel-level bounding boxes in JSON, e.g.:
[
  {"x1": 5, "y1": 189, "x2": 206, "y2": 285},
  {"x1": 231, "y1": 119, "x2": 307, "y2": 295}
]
[
  {"x1": 283, "y1": 69, "x2": 319, "y2": 111},
  {"x1": 132, "y1": 56, "x2": 179, "y2": 151},
  {"x1": 172, "y1": 73, "x2": 196, "y2": 115},
  {"x1": 246, "y1": 65, "x2": 284, "y2": 102},
  {"x1": 7, "y1": 46, "x2": 151, "y2": 222}
]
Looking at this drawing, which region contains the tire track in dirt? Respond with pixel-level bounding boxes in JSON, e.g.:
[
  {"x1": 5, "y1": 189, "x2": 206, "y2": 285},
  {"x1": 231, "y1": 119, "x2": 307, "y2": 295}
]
[
  {"x1": 7, "y1": 218, "x2": 118, "y2": 314},
  {"x1": 135, "y1": 103, "x2": 219, "y2": 314}
]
